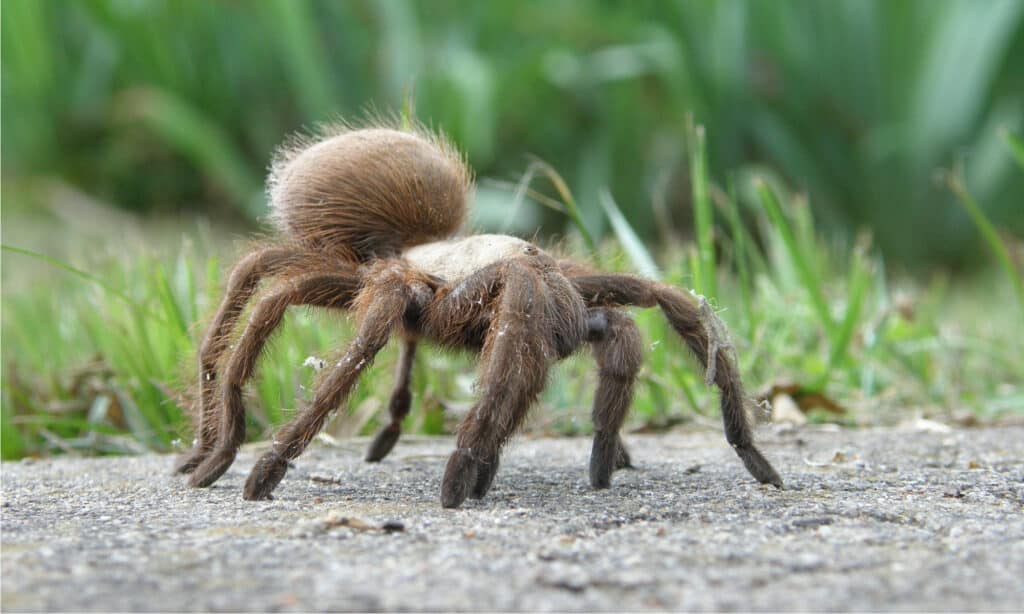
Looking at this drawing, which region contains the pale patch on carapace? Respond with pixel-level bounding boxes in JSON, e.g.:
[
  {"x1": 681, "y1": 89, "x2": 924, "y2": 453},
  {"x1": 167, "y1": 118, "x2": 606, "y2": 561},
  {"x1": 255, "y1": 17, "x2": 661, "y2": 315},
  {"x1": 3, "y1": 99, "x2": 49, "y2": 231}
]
[{"x1": 403, "y1": 234, "x2": 542, "y2": 281}]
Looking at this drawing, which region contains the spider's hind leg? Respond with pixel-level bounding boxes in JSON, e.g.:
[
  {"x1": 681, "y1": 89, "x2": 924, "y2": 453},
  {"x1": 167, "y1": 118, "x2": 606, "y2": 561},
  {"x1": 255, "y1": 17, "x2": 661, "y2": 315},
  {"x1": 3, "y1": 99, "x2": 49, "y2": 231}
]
[
  {"x1": 365, "y1": 339, "x2": 417, "y2": 462},
  {"x1": 586, "y1": 308, "x2": 643, "y2": 489},
  {"x1": 175, "y1": 246, "x2": 306, "y2": 475}
]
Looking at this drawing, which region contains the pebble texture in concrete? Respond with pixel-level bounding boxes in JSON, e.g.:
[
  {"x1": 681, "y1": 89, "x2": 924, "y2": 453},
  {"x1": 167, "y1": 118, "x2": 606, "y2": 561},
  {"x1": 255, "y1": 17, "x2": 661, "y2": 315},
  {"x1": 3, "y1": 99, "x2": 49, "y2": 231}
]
[{"x1": 2, "y1": 426, "x2": 1022, "y2": 611}]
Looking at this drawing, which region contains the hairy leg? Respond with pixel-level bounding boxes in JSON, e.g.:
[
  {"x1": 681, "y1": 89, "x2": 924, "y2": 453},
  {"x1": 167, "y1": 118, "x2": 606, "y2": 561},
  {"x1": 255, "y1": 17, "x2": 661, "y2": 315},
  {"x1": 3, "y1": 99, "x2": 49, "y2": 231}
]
[
  {"x1": 365, "y1": 338, "x2": 418, "y2": 462},
  {"x1": 175, "y1": 246, "x2": 309, "y2": 474},
  {"x1": 187, "y1": 272, "x2": 360, "y2": 488},
  {"x1": 586, "y1": 309, "x2": 643, "y2": 489},
  {"x1": 243, "y1": 263, "x2": 431, "y2": 500},
  {"x1": 585, "y1": 309, "x2": 634, "y2": 471},
  {"x1": 439, "y1": 262, "x2": 557, "y2": 508},
  {"x1": 569, "y1": 272, "x2": 783, "y2": 488},
  {"x1": 656, "y1": 286, "x2": 782, "y2": 487},
  {"x1": 616, "y1": 442, "x2": 633, "y2": 470}
]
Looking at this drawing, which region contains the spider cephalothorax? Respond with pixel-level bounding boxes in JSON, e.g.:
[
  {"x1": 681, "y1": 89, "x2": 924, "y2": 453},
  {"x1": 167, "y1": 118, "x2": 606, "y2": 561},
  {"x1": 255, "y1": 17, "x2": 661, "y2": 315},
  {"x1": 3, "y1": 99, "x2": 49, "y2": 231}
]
[{"x1": 173, "y1": 122, "x2": 782, "y2": 508}]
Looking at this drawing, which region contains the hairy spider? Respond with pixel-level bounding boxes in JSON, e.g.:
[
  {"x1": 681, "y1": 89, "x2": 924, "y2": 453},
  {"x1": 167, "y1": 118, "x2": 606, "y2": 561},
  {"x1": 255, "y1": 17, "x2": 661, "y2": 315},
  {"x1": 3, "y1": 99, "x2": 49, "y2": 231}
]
[{"x1": 173, "y1": 123, "x2": 783, "y2": 508}]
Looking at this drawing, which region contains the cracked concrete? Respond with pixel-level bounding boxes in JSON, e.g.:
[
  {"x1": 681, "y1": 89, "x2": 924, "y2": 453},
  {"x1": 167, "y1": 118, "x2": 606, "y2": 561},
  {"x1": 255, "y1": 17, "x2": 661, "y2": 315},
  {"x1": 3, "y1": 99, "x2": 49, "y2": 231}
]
[{"x1": 2, "y1": 425, "x2": 1022, "y2": 611}]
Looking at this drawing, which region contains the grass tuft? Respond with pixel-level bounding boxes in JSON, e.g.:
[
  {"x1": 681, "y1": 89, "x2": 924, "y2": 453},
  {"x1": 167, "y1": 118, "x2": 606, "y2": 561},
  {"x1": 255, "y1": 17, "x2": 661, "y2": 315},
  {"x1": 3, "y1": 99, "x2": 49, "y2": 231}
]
[
  {"x1": 943, "y1": 163, "x2": 1024, "y2": 317},
  {"x1": 3, "y1": 136, "x2": 1022, "y2": 459}
]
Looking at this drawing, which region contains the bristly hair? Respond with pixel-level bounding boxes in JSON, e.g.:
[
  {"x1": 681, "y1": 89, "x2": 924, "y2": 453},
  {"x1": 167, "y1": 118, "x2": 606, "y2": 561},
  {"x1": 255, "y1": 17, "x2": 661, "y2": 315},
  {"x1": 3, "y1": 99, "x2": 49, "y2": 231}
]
[{"x1": 266, "y1": 115, "x2": 473, "y2": 263}]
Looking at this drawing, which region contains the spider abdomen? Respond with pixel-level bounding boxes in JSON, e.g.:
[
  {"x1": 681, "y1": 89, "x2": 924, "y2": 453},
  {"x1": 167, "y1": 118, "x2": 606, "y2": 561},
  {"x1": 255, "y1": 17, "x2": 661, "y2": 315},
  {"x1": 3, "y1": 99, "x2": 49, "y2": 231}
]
[{"x1": 267, "y1": 125, "x2": 472, "y2": 262}]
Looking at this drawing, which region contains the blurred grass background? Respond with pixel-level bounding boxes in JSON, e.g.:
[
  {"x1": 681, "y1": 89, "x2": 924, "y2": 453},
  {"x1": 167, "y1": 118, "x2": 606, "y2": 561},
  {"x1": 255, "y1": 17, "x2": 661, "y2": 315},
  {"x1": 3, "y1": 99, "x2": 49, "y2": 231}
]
[{"x1": 2, "y1": 0, "x2": 1022, "y2": 459}]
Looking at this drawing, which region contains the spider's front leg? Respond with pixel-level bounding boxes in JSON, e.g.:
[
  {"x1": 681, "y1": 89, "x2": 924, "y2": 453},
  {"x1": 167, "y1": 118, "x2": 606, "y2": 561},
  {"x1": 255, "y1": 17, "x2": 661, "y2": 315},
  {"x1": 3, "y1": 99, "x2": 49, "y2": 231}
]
[
  {"x1": 439, "y1": 261, "x2": 586, "y2": 508},
  {"x1": 585, "y1": 308, "x2": 643, "y2": 489},
  {"x1": 244, "y1": 263, "x2": 431, "y2": 500},
  {"x1": 365, "y1": 338, "x2": 417, "y2": 462}
]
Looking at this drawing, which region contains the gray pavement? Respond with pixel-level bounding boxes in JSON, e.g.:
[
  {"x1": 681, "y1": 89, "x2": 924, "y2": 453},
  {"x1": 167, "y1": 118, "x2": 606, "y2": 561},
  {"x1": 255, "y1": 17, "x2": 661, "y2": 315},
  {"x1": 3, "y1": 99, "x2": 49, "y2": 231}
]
[{"x1": 2, "y1": 425, "x2": 1023, "y2": 611}]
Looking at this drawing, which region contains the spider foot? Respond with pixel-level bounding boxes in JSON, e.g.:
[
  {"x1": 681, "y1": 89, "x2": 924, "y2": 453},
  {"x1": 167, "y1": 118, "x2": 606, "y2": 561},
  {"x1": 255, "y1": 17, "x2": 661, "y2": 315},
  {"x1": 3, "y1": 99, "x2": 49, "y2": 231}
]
[
  {"x1": 615, "y1": 440, "x2": 634, "y2": 470},
  {"x1": 188, "y1": 447, "x2": 237, "y2": 488},
  {"x1": 441, "y1": 449, "x2": 479, "y2": 509},
  {"x1": 735, "y1": 444, "x2": 784, "y2": 489},
  {"x1": 173, "y1": 447, "x2": 211, "y2": 475},
  {"x1": 243, "y1": 451, "x2": 289, "y2": 500},
  {"x1": 469, "y1": 455, "x2": 500, "y2": 499},
  {"x1": 365, "y1": 424, "x2": 401, "y2": 462},
  {"x1": 589, "y1": 434, "x2": 620, "y2": 489}
]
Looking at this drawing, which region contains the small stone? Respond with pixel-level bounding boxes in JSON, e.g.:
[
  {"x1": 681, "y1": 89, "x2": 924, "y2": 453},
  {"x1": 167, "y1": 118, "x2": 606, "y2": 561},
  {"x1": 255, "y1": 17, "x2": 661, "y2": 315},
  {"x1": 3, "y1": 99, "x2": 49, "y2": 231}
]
[
  {"x1": 792, "y1": 517, "x2": 834, "y2": 529},
  {"x1": 382, "y1": 520, "x2": 405, "y2": 533}
]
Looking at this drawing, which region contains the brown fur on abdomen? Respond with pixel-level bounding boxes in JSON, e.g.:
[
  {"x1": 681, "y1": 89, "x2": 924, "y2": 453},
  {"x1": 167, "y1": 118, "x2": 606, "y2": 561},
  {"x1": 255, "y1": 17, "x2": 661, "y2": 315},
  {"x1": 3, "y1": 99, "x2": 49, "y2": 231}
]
[{"x1": 267, "y1": 125, "x2": 472, "y2": 262}]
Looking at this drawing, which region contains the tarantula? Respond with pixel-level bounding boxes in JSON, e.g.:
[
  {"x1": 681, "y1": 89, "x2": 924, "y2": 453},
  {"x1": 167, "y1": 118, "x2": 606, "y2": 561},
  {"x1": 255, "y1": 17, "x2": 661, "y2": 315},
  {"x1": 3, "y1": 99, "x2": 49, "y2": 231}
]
[{"x1": 173, "y1": 123, "x2": 783, "y2": 508}]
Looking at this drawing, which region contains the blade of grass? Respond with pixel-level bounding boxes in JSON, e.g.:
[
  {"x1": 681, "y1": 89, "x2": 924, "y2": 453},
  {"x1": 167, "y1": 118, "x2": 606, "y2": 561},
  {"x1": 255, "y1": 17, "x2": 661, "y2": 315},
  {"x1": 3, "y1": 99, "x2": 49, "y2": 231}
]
[
  {"x1": 2, "y1": 245, "x2": 167, "y2": 324},
  {"x1": 1, "y1": 399, "x2": 26, "y2": 459},
  {"x1": 686, "y1": 246, "x2": 701, "y2": 295},
  {"x1": 523, "y1": 156, "x2": 597, "y2": 255},
  {"x1": 1001, "y1": 128, "x2": 1024, "y2": 171},
  {"x1": 489, "y1": 177, "x2": 567, "y2": 215},
  {"x1": 598, "y1": 188, "x2": 660, "y2": 280},
  {"x1": 500, "y1": 163, "x2": 567, "y2": 234},
  {"x1": 688, "y1": 119, "x2": 717, "y2": 298},
  {"x1": 153, "y1": 264, "x2": 189, "y2": 337},
  {"x1": 817, "y1": 233, "x2": 874, "y2": 390},
  {"x1": 173, "y1": 245, "x2": 199, "y2": 327},
  {"x1": 944, "y1": 166, "x2": 1024, "y2": 316},
  {"x1": 724, "y1": 176, "x2": 754, "y2": 329},
  {"x1": 754, "y1": 178, "x2": 837, "y2": 341}
]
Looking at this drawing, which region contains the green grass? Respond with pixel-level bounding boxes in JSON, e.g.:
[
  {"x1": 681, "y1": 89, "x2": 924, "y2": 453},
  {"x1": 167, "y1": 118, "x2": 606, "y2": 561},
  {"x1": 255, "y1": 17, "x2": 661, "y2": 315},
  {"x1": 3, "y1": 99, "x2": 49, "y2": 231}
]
[
  {"x1": 2, "y1": 0, "x2": 1022, "y2": 268},
  {"x1": 4, "y1": 1, "x2": 1022, "y2": 460},
  {"x1": 0, "y1": 238, "x2": 471, "y2": 460},
  {"x1": 3, "y1": 124, "x2": 1021, "y2": 460},
  {"x1": 945, "y1": 135, "x2": 1024, "y2": 318}
]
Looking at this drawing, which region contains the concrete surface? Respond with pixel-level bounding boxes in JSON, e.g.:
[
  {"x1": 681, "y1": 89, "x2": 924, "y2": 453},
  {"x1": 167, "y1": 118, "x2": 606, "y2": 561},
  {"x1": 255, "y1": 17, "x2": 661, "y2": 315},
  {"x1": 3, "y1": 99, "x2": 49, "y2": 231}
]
[{"x1": 2, "y1": 425, "x2": 1022, "y2": 611}]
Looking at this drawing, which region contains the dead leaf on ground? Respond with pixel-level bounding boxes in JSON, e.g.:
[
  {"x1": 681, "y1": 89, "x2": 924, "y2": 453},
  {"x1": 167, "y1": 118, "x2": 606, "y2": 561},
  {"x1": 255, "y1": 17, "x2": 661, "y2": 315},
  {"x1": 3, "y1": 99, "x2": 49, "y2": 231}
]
[
  {"x1": 318, "y1": 511, "x2": 405, "y2": 533},
  {"x1": 758, "y1": 380, "x2": 847, "y2": 416}
]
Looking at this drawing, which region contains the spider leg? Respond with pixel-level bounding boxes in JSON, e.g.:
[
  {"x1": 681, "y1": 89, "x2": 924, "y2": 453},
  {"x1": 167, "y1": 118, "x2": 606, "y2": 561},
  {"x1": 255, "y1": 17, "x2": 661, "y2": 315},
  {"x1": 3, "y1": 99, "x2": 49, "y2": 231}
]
[
  {"x1": 175, "y1": 246, "x2": 308, "y2": 474},
  {"x1": 569, "y1": 272, "x2": 783, "y2": 488},
  {"x1": 243, "y1": 262, "x2": 430, "y2": 501},
  {"x1": 365, "y1": 338, "x2": 417, "y2": 462},
  {"x1": 439, "y1": 261, "x2": 558, "y2": 508},
  {"x1": 615, "y1": 443, "x2": 633, "y2": 470},
  {"x1": 657, "y1": 286, "x2": 783, "y2": 487},
  {"x1": 188, "y1": 270, "x2": 360, "y2": 488},
  {"x1": 585, "y1": 308, "x2": 643, "y2": 489}
]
